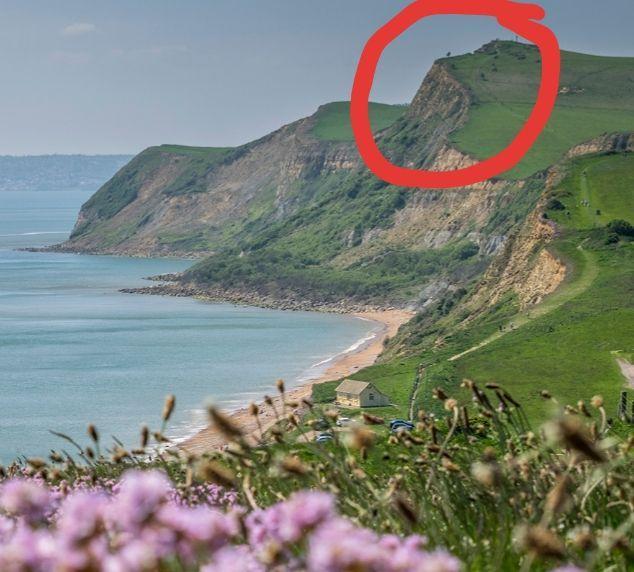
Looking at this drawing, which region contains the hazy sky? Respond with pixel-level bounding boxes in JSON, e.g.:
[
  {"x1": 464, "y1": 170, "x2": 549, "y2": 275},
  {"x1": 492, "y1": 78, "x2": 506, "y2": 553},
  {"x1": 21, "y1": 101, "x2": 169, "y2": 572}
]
[{"x1": 1, "y1": 0, "x2": 633, "y2": 155}]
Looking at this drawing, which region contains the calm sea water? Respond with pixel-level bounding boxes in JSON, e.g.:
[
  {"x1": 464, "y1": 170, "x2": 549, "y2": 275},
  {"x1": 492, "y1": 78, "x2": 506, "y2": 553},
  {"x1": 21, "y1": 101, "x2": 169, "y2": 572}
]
[{"x1": 0, "y1": 190, "x2": 376, "y2": 461}]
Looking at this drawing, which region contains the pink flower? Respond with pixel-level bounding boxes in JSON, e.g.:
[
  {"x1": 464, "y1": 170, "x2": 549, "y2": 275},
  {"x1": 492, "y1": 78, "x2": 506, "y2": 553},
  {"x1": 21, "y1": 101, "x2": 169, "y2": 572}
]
[
  {"x1": 108, "y1": 470, "x2": 170, "y2": 531},
  {"x1": 203, "y1": 546, "x2": 264, "y2": 572},
  {"x1": 248, "y1": 491, "x2": 335, "y2": 545},
  {"x1": 56, "y1": 491, "x2": 108, "y2": 544},
  {"x1": 0, "y1": 524, "x2": 56, "y2": 571},
  {"x1": 0, "y1": 480, "x2": 53, "y2": 525}
]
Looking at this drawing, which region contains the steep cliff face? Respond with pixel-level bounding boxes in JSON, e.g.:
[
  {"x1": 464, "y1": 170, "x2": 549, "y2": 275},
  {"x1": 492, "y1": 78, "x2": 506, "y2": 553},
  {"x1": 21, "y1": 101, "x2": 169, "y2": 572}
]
[
  {"x1": 54, "y1": 52, "x2": 521, "y2": 307},
  {"x1": 63, "y1": 116, "x2": 362, "y2": 257},
  {"x1": 56, "y1": 42, "x2": 634, "y2": 308}
]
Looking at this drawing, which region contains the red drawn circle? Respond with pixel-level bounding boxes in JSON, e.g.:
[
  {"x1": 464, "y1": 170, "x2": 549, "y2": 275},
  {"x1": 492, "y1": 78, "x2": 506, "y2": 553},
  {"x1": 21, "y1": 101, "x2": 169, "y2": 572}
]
[{"x1": 350, "y1": 0, "x2": 561, "y2": 189}]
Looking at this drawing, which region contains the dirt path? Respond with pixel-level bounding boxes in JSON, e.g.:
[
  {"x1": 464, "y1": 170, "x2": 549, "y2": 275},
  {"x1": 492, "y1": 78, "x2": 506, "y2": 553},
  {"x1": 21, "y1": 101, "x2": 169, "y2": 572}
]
[{"x1": 408, "y1": 368, "x2": 425, "y2": 421}]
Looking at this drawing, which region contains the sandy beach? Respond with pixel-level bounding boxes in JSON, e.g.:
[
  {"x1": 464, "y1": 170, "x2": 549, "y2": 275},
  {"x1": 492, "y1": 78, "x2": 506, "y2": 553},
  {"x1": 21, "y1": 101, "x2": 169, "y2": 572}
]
[{"x1": 179, "y1": 309, "x2": 413, "y2": 454}]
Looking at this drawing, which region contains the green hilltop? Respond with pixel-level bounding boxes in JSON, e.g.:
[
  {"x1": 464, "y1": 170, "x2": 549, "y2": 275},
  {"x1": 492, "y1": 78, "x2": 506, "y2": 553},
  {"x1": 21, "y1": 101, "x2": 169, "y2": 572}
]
[
  {"x1": 310, "y1": 101, "x2": 407, "y2": 141},
  {"x1": 445, "y1": 41, "x2": 634, "y2": 178}
]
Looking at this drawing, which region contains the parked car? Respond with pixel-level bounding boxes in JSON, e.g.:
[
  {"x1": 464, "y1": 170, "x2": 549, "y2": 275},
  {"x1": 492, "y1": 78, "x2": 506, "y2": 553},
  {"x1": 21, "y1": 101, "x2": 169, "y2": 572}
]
[
  {"x1": 389, "y1": 419, "x2": 414, "y2": 430},
  {"x1": 390, "y1": 419, "x2": 414, "y2": 433},
  {"x1": 315, "y1": 431, "x2": 334, "y2": 444},
  {"x1": 336, "y1": 417, "x2": 352, "y2": 427}
]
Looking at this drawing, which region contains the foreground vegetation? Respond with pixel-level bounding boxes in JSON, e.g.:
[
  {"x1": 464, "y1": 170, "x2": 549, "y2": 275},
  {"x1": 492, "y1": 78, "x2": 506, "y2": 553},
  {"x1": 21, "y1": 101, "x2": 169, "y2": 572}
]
[{"x1": 1, "y1": 383, "x2": 631, "y2": 571}]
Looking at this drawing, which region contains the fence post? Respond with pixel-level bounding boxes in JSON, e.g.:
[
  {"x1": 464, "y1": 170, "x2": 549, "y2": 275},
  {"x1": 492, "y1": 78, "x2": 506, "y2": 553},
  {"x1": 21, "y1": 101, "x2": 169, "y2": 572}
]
[{"x1": 617, "y1": 391, "x2": 627, "y2": 421}]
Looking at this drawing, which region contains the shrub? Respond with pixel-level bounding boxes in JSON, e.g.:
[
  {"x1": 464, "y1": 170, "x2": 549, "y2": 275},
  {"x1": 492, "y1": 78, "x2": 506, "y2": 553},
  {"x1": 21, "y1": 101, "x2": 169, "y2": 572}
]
[
  {"x1": 607, "y1": 219, "x2": 634, "y2": 237},
  {"x1": 546, "y1": 197, "x2": 566, "y2": 211}
]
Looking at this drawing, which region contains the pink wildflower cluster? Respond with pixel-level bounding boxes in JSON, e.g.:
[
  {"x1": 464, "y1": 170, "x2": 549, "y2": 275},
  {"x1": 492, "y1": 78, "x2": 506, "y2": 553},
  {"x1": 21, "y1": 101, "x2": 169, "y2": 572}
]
[{"x1": 0, "y1": 470, "x2": 462, "y2": 572}]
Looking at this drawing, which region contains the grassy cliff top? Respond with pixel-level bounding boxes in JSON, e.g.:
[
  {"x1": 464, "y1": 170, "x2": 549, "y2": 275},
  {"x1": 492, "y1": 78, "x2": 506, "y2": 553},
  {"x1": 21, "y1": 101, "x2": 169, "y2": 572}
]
[
  {"x1": 442, "y1": 41, "x2": 634, "y2": 178},
  {"x1": 310, "y1": 101, "x2": 407, "y2": 141}
]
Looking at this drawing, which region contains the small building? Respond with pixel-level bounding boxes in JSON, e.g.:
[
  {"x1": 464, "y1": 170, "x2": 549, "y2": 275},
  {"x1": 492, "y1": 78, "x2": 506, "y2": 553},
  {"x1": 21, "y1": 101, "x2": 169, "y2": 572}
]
[{"x1": 335, "y1": 379, "x2": 390, "y2": 408}]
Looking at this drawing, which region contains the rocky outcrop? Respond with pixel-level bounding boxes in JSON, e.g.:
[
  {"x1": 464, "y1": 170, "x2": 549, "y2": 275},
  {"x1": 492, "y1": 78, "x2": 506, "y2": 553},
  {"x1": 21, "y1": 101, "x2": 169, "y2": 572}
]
[
  {"x1": 464, "y1": 201, "x2": 563, "y2": 315},
  {"x1": 566, "y1": 132, "x2": 634, "y2": 159}
]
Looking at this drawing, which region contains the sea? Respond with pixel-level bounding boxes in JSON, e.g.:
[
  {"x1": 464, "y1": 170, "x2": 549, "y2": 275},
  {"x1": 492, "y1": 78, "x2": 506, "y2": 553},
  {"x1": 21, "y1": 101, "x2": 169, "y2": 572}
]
[{"x1": 0, "y1": 189, "x2": 377, "y2": 461}]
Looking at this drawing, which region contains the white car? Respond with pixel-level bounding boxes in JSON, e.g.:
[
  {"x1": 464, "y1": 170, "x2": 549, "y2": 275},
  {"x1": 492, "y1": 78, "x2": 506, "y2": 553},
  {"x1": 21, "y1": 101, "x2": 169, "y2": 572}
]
[{"x1": 336, "y1": 417, "x2": 352, "y2": 427}]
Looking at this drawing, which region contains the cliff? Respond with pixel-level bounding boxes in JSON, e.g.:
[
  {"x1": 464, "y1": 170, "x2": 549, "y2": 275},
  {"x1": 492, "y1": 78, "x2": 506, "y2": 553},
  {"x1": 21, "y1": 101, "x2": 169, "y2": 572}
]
[{"x1": 55, "y1": 41, "x2": 634, "y2": 309}]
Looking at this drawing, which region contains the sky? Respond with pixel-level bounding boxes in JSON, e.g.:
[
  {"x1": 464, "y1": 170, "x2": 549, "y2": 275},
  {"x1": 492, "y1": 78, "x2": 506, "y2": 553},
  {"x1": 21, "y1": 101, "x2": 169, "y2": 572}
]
[{"x1": 0, "y1": 0, "x2": 633, "y2": 155}]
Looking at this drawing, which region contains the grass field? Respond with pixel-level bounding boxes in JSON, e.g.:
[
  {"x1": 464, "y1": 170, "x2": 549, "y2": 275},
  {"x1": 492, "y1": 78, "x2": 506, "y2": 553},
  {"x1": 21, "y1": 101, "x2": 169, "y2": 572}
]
[
  {"x1": 451, "y1": 152, "x2": 634, "y2": 422},
  {"x1": 310, "y1": 101, "x2": 406, "y2": 141},
  {"x1": 548, "y1": 153, "x2": 634, "y2": 228},
  {"x1": 444, "y1": 41, "x2": 634, "y2": 179}
]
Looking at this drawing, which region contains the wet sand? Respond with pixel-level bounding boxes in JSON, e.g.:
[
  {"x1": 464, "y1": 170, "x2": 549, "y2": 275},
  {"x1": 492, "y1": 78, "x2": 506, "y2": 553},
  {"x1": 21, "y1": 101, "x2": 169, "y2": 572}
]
[{"x1": 179, "y1": 309, "x2": 413, "y2": 454}]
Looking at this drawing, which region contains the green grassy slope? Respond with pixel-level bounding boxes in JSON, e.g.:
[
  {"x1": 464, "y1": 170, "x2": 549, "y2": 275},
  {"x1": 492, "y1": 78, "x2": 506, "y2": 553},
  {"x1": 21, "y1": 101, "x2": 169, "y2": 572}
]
[
  {"x1": 450, "y1": 153, "x2": 634, "y2": 421},
  {"x1": 445, "y1": 41, "x2": 634, "y2": 179},
  {"x1": 310, "y1": 101, "x2": 406, "y2": 141}
]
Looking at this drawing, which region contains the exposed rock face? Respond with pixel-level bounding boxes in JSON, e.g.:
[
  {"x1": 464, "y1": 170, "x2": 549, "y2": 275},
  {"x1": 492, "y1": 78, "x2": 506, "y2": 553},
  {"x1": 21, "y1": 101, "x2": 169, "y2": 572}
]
[
  {"x1": 566, "y1": 132, "x2": 634, "y2": 159},
  {"x1": 462, "y1": 201, "x2": 563, "y2": 316},
  {"x1": 56, "y1": 58, "x2": 516, "y2": 273},
  {"x1": 60, "y1": 116, "x2": 362, "y2": 257},
  {"x1": 518, "y1": 248, "x2": 566, "y2": 307}
]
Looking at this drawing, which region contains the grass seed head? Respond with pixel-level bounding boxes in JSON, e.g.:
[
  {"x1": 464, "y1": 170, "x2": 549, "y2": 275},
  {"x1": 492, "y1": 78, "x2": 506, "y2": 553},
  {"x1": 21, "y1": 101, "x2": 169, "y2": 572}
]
[
  {"x1": 394, "y1": 494, "x2": 418, "y2": 526},
  {"x1": 471, "y1": 461, "x2": 501, "y2": 487},
  {"x1": 280, "y1": 455, "x2": 308, "y2": 476},
  {"x1": 197, "y1": 460, "x2": 236, "y2": 488},
  {"x1": 208, "y1": 406, "x2": 243, "y2": 441},
  {"x1": 516, "y1": 525, "x2": 566, "y2": 559},
  {"x1": 162, "y1": 394, "x2": 176, "y2": 422},
  {"x1": 433, "y1": 387, "x2": 449, "y2": 401},
  {"x1": 444, "y1": 398, "x2": 458, "y2": 412},
  {"x1": 545, "y1": 474, "x2": 572, "y2": 515},
  {"x1": 362, "y1": 412, "x2": 385, "y2": 425},
  {"x1": 590, "y1": 395, "x2": 603, "y2": 408},
  {"x1": 349, "y1": 427, "x2": 376, "y2": 451},
  {"x1": 140, "y1": 424, "x2": 150, "y2": 448},
  {"x1": 545, "y1": 417, "x2": 606, "y2": 463},
  {"x1": 87, "y1": 424, "x2": 99, "y2": 443}
]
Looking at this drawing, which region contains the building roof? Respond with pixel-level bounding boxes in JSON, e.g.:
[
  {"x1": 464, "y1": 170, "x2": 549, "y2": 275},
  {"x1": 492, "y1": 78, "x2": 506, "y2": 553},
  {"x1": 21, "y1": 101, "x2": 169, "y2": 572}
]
[{"x1": 335, "y1": 379, "x2": 371, "y2": 395}]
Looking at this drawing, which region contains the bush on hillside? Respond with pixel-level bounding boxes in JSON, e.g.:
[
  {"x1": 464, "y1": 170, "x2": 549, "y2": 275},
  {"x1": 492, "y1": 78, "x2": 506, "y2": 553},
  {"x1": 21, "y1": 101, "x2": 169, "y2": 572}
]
[
  {"x1": 607, "y1": 219, "x2": 634, "y2": 237},
  {"x1": 546, "y1": 197, "x2": 566, "y2": 211}
]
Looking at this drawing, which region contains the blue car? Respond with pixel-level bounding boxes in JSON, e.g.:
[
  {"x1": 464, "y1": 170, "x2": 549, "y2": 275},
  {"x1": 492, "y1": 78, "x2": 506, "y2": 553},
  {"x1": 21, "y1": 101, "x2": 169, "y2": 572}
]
[
  {"x1": 390, "y1": 419, "x2": 414, "y2": 433},
  {"x1": 389, "y1": 419, "x2": 414, "y2": 430}
]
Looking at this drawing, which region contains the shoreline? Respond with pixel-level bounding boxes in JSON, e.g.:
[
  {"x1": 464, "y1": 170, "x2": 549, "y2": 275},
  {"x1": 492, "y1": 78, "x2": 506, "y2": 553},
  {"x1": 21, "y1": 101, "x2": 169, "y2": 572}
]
[
  {"x1": 179, "y1": 308, "x2": 413, "y2": 455},
  {"x1": 120, "y1": 281, "x2": 403, "y2": 315}
]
